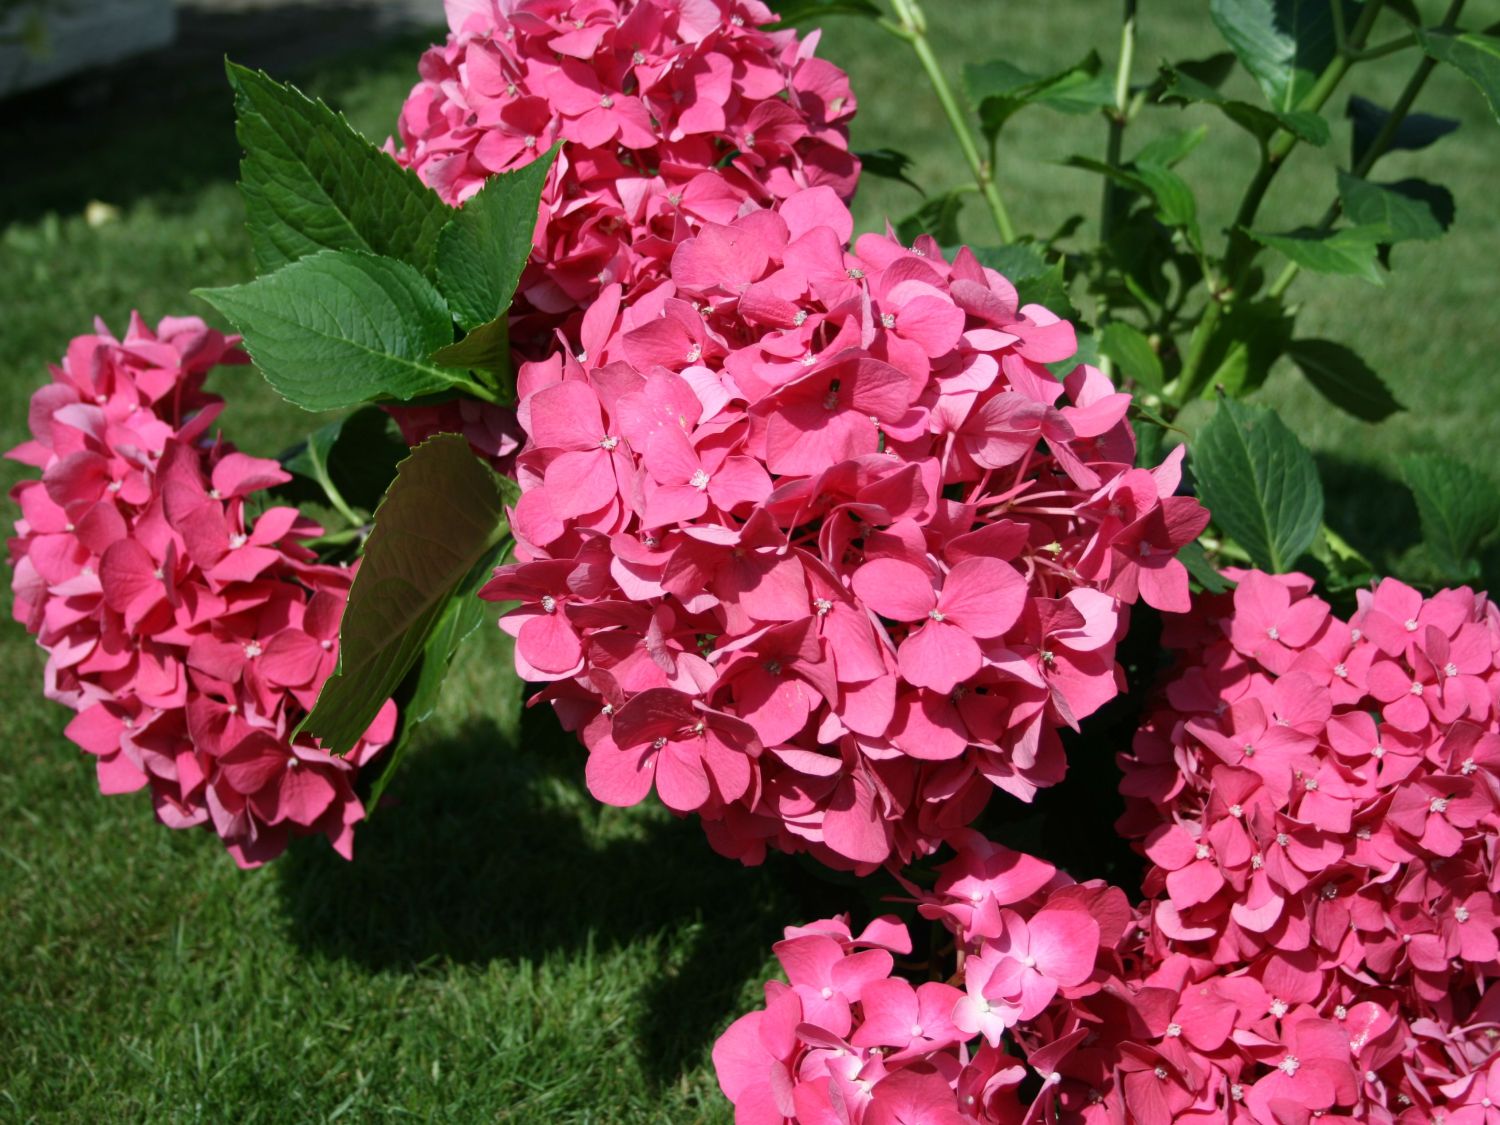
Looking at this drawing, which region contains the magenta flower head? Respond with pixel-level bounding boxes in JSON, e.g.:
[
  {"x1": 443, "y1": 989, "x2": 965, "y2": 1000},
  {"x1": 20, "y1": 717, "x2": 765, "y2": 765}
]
[
  {"x1": 712, "y1": 833, "x2": 1136, "y2": 1123},
  {"x1": 8, "y1": 314, "x2": 398, "y2": 867},
  {"x1": 1114, "y1": 571, "x2": 1500, "y2": 1121},
  {"x1": 392, "y1": 0, "x2": 859, "y2": 336},
  {"x1": 486, "y1": 186, "x2": 1209, "y2": 872}
]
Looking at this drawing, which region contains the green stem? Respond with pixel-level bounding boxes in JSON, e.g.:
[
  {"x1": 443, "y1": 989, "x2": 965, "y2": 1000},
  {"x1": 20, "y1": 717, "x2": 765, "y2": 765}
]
[
  {"x1": 1218, "y1": 0, "x2": 1387, "y2": 285},
  {"x1": 1346, "y1": 32, "x2": 1417, "y2": 61},
  {"x1": 1174, "y1": 0, "x2": 1387, "y2": 404},
  {"x1": 454, "y1": 377, "x2": 503, "y2": 405},
  {"x1": 886, "y1": 0, "x2": 1017, "y2": 243},
  {"x1": 1267, "y1": 0, "x2": 1464, "y2": 301},
  {"x1": 304, "y1": 526, "x2": 368, "y2": 552},
  {"x1": 322, "y1": 480, "x2": 366, "y2": 531},
  {"x1": 1098, "y1": 0, "x2": 1138, "y2": 248}
]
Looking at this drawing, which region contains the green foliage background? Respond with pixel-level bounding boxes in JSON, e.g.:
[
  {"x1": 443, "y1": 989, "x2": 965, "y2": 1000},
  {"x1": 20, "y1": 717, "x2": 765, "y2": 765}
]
[{"x1": 1, "y1": 3, "x2": 1496, "y2": 1119}]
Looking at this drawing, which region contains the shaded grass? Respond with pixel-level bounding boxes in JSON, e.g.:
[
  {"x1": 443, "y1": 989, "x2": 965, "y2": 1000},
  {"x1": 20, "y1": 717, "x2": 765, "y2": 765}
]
[{"x1": 3, "y1": 3, "x2": 1499, "y2": 1120}]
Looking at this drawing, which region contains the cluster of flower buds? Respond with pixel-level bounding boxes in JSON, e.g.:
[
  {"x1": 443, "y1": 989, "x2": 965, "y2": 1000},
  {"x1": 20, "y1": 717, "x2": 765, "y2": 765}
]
[
  {"x1": 484, "y1": 185, "x2": 1209, "y2": 870},
  {"x1": 7, "y1": 314, "x2": 397, "y2": 866},
  {"x1": 392, "y1": 0, "x2": 859, "y2": 336},
  {"x1": 1111, "y1": 570, "x2": 1500, "y2": 1122}
]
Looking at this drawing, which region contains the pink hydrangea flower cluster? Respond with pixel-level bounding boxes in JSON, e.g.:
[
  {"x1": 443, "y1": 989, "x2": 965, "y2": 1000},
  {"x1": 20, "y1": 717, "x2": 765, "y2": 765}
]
[
  {"x1": 483, "y1": 184, "x2": 1210, "y2": 871},
  {"x1": 1109, "y1": 570, "x2": 1500, "y2": 1122},
  {"x1": 393, "y1": 0, "x2": 859, "y2": 329},
  {"x1": 712, "y1": 831, "x2": 1140, "y2": 1123},
  {"x1": 6, "y1": 313, "x2": 398, "y2": 867},
  {"x1": 719, "y1": 771, "x2": 1500, "y2": 1124}
]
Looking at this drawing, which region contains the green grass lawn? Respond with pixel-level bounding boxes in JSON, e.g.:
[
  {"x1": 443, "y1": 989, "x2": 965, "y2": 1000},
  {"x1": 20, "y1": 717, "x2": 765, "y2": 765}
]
[{"x1": 2, "y1": 3, "x2": 1497, "y2": 1119}]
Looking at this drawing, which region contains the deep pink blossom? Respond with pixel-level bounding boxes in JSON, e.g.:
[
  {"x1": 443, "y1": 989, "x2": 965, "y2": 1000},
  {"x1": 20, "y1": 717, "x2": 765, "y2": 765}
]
[
  {"x1": 392, "y1": 0, "x2": 858, "y2": 337},
  {"x1": 487, "y1": 188, "x2": 1208, "y2": 872},
  {"x1": 8, "y1": 314, "x2": 398, "y2": 866}
]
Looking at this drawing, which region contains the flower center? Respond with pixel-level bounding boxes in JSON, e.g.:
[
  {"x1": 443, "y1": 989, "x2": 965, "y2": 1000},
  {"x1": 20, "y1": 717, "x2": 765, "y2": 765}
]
[{"x1": 689, "y1": 469, "x2": 710, "y2": 491}]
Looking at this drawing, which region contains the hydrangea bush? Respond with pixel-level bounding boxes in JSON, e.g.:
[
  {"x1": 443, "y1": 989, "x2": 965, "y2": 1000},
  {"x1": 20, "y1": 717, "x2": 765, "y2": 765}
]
[{"x1": 9, "y1": 0, "x2": 1500, "y2": 1119}]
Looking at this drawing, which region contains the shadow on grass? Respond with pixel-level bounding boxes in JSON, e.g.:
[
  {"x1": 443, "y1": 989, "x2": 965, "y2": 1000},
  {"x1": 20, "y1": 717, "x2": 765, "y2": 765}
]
[
  {"x1": 0, "y1": 5, "x2": 435, "y2": 225},
  {"x1": 276, "y1": 703, "x2": 857, "y2": 1088}
]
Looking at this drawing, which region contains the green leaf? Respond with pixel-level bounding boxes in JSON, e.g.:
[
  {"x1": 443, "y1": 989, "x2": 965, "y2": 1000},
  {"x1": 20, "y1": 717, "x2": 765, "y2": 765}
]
[
  {"x1": 1285, "y1": 338, "x2": 1403, "y2": 422},
  {"x1": 1308, "y1": 523, "x2": 1377, "y2": 593},
  {"x1": 1064, "y1": 156, "x2": 1200, "y2": 243},
  {"x1": 1400, "y1": 453, "x2": 1500, "y2": 581},
  {"x1": 1132, "y1": 162, "x2": 1201, "y2": 244},
  {"x1": 1132, "y1": 125, "x2": 1208, "y2": 168},
  {"x1": 431, "y1": 316, "x2": 512, "y2": 382},
  {"x1": 766, "y1": 0, "x2": 880, "y2": 24},
  {"x1": 284, "y1": 406, "x2": 410, "y2": 520},
  {"x1": 434, "y1": 144, "x2": 559, "y2": 330},
  {"x1": 1019, "y1": 261, "x2": 1079, "y2": 322},
  {"x1": 855, "y1": 148, "x2": 923, "y2": 193},
  {"x1": 1099, "y1": 322, "x2": 1164, "y2": 392},
  {"x1": 1188, "y1": 396, "x2": 1320, "y2": 573},
  {"x1": 965, "y1": 53, "x2": 1112, "y2": 139},
  {"x1": 1245, "y1": 225, "x2": 1385, "y2": 284},
  {"x1": 1192, "y1": 298, "x2": 1295, "y2": 399},
  {"x1": 1208, "y1": 0, "x2": 1352, "y2": 113},
  {"x1": 1347, "y1": 95, "x2": 1458, "y2": 166},
  {"x1": 303, "y1": 435, "x2": 508, "y2": 753},
  {"x1": 226, "y1": 62, "x2": 448, "y2": 275},
  {"x1": 1178, "y1": 540, "x2": 1235, "y2": 593},
  {"x1": 1336, "y1": 173, "x2": 1450, "y2": 243},
  {"x1": 364, "y1": 537, "x2": 509, "y2": 811},
  {"x1": 896, "y1": 191, "x2": 966, "y2": 246},
  {"x1": 969, "y1": 241, "x2": 1047, "y2": 279},
  {"x1": 1192, "y1": 397, "x2": 1324, "y2": 572},
  {"x1": 196, "y1": 250, "x2": 473, "y2": 413},
  {"x1": 1418, "y1": 28, "x2": 1500, "y2": 122},
  {"x1": 1158, "y1": 65, "x2": 1330, "y2": 144}
]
